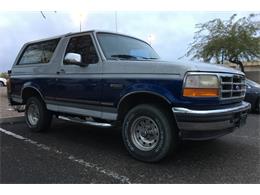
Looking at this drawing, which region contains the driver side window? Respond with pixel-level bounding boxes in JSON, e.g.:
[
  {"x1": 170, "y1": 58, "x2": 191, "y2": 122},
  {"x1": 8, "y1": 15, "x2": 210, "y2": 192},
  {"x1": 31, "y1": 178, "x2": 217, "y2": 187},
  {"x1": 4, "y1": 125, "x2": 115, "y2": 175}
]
[{"x1": 65, "y1": 35, "x2": 99, "y2": 64}]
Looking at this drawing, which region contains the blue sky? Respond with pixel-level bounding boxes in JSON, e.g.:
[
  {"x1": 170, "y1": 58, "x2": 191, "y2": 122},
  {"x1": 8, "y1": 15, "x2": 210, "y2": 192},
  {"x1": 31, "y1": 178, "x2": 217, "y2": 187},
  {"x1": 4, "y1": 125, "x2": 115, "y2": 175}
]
[{"x1": 0, "y1": 11, "x2": 253, "y2": 72}]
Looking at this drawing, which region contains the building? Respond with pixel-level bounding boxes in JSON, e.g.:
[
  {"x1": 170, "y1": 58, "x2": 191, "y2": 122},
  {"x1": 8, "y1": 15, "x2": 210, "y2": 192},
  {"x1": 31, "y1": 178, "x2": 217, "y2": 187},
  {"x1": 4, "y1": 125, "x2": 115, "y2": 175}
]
[{"x1": 226, "y1": 61, "x2": 260, "y2": 83}]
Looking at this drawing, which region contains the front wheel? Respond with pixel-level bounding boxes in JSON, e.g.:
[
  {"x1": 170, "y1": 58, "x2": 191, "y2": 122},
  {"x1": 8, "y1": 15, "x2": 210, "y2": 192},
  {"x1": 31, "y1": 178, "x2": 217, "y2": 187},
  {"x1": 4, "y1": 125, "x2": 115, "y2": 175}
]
[
  {"x1": 25, "y1": 96, "x2": 52, "y2": 132},
  {"x1": 122, "y1": 104, "x2": 178, "y2": 162}
]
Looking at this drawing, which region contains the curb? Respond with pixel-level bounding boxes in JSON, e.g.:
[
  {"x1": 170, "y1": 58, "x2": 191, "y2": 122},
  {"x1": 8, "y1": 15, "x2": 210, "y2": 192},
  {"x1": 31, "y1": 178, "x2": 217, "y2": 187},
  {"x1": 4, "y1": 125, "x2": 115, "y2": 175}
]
[{"x1": 0, "y1": 116, "x2": 25, "y2": 125}]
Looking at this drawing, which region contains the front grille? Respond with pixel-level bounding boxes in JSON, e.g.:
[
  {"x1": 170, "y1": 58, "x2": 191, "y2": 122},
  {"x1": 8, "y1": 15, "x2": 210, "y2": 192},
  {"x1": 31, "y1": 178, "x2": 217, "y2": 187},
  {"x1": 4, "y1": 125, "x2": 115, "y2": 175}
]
[{"x1": 220, "y1": 74, "x2": 246, "y2": 100}]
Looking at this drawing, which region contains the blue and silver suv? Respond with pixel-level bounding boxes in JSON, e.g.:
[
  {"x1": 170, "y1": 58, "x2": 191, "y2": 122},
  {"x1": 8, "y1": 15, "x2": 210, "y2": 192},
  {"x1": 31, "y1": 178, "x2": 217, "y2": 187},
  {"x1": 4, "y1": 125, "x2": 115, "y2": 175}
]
[{"x1": 8, "y1": 30, "x2": 251, "y2": 162}]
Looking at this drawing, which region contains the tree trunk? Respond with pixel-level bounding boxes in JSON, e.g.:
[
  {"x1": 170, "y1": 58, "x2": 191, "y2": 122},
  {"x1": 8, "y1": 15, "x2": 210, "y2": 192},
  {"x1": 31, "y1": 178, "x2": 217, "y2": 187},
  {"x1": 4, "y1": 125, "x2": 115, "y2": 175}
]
[{"x1": 229, "y1": 58, "x2": 245, "y2": 73}]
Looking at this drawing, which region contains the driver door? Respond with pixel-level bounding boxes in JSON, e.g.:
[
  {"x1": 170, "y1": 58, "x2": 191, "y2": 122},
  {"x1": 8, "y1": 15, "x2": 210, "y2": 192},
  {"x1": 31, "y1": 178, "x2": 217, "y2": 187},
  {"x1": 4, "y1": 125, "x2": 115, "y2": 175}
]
[{"x1": 54, "y1": 33, "x2": 102, "y2": 117}]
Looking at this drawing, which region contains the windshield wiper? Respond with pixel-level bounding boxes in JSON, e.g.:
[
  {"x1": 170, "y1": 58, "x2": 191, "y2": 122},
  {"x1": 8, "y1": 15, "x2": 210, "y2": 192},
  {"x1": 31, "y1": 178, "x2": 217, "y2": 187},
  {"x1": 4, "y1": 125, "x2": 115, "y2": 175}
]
[
  {"x1": 110, "y1": 54, "x2": 138, "y2": 59},
  {"x1": 110, "y1": 54, "x2": 158, "y2": 60},
  {"x1": 140, "y1": 57, "x2": 159, "y2": 60}
]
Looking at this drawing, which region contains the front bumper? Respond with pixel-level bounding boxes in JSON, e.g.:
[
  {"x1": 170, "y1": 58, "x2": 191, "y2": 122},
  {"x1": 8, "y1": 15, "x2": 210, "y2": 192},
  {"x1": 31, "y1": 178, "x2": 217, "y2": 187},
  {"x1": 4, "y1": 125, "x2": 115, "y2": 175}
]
[{"x1": 172, "y1": 101, "x2": 251, "y2": 140}]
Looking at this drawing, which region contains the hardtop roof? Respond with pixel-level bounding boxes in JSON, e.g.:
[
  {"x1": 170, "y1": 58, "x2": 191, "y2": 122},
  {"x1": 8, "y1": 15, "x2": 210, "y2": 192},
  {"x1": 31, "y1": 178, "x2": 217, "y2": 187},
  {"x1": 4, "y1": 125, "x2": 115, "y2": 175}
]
[{"x1": 24, "y1": 30, "x2": 147, "y2": 45}]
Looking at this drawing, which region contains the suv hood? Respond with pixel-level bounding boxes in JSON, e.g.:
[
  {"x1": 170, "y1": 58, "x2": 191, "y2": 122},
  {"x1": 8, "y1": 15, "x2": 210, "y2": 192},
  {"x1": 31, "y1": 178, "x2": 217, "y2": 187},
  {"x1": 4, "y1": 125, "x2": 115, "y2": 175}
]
[
  {"x1": 104, "y1": 60, "x2": 244, "y2": 79},
  {"x1": 174, "y1": 60, "x2": 244, "y2": 75}
]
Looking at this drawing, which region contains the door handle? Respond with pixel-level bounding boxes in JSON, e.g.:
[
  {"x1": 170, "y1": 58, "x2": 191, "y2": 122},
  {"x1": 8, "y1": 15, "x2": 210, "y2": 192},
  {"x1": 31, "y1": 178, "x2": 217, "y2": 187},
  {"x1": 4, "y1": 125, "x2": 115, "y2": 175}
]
[
  {"x1": 110, "y1": 83, "x2": 123, "y2": 89},
  {"x1": 57, "y1": 69, "x2": 66, "y2": 74}
]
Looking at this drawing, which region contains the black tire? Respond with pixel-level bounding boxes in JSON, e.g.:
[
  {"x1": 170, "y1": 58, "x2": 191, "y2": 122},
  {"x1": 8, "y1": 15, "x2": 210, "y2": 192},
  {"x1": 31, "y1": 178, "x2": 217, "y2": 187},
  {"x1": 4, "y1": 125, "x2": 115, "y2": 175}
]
[
  {"x1": 122, "y1": 104, "x2": 178, "y2": 162},
  {"x1": 0, "y1": 82, "x2": 4, "y2": 87},
  {"x1": 25, "y1": 96, "x2": 52, "y2": 132}
]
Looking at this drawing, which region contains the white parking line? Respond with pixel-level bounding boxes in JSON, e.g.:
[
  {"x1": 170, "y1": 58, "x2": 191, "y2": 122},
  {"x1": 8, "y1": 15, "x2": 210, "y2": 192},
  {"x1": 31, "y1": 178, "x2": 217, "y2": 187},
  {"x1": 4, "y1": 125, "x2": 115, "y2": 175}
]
[{"x1": 0, "y1": 127, "x2": 131, "y2": 184}]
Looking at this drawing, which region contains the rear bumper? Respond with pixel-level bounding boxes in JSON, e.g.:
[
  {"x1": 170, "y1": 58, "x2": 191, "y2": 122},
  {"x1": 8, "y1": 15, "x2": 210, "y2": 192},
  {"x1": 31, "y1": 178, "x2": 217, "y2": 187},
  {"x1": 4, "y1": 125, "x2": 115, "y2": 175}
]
[{"x1": 172, "y1": 101, "x2": 251, "y2": 140}]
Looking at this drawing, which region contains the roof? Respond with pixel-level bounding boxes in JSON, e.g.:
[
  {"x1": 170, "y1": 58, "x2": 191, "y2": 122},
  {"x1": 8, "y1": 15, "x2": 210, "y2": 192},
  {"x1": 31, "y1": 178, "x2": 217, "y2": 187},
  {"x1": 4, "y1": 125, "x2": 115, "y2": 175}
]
[{"x1": 25, "y1": 30, "x2": 147, "y2": 45}]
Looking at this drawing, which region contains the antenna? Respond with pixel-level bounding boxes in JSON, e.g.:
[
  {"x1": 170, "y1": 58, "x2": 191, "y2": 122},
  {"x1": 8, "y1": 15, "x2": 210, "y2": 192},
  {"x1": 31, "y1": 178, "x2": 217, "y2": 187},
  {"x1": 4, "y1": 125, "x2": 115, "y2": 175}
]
[
  {"x1": 115, "y1": 11, "x2": 118, "y2": 32},
  {"x1": 80, "y1": 13, "x2": 82, "y2": 32}
]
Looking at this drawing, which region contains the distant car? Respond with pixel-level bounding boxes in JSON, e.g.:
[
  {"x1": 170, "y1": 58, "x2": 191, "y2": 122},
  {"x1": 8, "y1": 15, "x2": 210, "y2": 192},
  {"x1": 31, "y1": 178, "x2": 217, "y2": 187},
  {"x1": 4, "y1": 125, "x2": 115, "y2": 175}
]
[
  {"x1": 245, "y1": 79, "x2": 260, "y2": 113},
  {"x1": 0, "y1": 77, "x2": 7, "y2": 87}
]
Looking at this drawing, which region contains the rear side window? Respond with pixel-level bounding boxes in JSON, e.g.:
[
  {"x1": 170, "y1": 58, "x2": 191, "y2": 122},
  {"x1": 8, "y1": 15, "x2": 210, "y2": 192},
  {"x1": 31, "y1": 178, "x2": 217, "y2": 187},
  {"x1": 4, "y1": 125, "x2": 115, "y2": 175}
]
[
  {"x1": 65, "y1": 35, "x2": 98, "y2": 64},
  {"x1": 18, "y1": 39, "x2": 60, "y2": 65}
]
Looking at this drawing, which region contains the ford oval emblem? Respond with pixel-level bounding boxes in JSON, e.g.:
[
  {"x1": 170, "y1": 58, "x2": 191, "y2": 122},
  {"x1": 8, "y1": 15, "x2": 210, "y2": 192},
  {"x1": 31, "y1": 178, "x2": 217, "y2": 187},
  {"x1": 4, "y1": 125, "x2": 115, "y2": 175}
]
[{"x1": 235, "y1": 85, "x2": 240, "y2": 90}]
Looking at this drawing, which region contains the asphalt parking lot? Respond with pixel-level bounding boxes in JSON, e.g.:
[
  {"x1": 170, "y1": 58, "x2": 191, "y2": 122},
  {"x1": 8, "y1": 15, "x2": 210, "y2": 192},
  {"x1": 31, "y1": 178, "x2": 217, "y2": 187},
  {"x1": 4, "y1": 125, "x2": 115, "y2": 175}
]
[
  {"x1": 0, "y1": 86, "x2": 259, "y2": 184},
  {"x1": 0, "y1": 113, "x2": 259, "y2": 184}
]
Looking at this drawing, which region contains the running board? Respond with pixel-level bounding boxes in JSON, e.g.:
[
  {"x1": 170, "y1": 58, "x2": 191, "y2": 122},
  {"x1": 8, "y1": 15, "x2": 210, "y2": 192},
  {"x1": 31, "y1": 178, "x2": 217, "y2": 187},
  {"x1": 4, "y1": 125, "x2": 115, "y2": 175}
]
[
  {"x1": 13, "y1": 105, "x2": 25, "y2": 112},
  {"x1": 58, "y1": 116, "x2": 112, "y2": 128}
]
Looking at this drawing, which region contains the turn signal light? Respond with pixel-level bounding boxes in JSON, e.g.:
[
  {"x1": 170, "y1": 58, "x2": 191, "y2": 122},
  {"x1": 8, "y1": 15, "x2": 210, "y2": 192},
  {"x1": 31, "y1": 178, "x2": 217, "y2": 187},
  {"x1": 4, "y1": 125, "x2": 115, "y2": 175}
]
[{"x1": 183, "y1": 88, "x2": 219, "y2": 97}]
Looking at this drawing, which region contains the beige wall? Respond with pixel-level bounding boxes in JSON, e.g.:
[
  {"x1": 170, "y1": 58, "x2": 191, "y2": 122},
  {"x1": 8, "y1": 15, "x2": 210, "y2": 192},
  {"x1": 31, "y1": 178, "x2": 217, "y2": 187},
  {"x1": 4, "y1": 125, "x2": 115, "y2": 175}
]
[
  {"x1": 245, "y1": 71, "x2": 260, "y2": 83},
  {"x1": 225, "y1": 61, "x2": 260, "y2": 83}
]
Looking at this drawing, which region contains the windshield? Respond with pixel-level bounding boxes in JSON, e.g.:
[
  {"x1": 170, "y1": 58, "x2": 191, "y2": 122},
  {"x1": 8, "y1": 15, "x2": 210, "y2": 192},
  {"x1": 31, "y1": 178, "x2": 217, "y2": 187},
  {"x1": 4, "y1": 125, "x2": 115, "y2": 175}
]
[{"x1": 97, "y1": 33, "x2": 160, "y2": 60}]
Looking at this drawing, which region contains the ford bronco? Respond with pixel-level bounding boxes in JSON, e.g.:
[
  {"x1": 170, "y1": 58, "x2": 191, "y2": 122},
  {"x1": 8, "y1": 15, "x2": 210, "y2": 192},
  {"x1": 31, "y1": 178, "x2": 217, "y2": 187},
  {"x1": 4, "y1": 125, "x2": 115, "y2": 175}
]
[{"x1": 8, "y1": 30, "x2": 251, "y2": 162}]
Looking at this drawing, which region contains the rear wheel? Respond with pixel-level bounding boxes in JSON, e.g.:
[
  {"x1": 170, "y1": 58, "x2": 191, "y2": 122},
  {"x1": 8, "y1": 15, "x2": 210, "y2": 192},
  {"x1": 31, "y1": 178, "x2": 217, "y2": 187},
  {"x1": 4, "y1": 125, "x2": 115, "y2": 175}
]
[
  {"x1": 25, "y1": 96, "x2": 52, "y2": 132},
  {"x1": 0, "y1": 82, "x2": 4, "y2": 87},
  {"x1": 122, "y1": 104, "x2": 178, "y2": 162}
]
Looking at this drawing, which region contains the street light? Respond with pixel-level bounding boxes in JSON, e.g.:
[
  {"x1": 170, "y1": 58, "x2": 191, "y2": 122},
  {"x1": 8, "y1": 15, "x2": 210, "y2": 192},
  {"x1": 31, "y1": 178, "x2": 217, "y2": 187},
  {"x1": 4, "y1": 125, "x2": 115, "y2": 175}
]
[
  {"x1": 70, "y1": 11, "x2": 87, "y2": 32},
  {"x1": 147, "y1": 34, "x2": 155, "y2": 46}
]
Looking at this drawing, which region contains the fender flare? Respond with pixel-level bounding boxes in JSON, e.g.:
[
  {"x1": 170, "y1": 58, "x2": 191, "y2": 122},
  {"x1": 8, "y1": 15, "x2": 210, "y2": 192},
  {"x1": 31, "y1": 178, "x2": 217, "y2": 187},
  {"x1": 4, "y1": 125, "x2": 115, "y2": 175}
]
[
  {"x1": 117, "y1": 90, "x2": 172, "y2": 111},
  {"x1": 21, "y1": 83, "x2": 45, "y2": 102}
]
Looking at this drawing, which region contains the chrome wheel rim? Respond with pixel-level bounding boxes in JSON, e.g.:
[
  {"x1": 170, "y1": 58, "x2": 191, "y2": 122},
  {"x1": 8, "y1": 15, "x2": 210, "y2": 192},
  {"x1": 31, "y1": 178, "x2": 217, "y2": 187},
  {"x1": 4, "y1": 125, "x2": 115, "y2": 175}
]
[
  {"x1": 130, "y1": 116, "x2": 160, "y2": 151},
  {"x1": 27, "y1": 103, "x2": 40, "y2": 126}
]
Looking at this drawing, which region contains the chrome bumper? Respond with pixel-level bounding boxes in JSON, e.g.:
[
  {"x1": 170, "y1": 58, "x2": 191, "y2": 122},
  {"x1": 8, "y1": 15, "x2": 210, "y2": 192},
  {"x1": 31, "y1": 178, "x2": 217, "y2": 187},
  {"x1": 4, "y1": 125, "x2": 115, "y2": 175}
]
[{"x1": 172, "y1": 101, "x2": 251, "y2": 132}]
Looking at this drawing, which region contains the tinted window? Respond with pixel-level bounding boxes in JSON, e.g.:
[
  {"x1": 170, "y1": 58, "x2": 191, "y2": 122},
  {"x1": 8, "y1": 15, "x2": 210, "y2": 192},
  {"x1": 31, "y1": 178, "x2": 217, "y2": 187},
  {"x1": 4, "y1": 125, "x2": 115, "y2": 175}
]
[
  {"x1": 65, "y1": 35, "x2": 98, "y2": 64},
  {"x1": 97, "y1": 33, "x2": 160, "y2": 60},
  {"x1": 18, "y1": 39, "x2": 60, "y2": 65}
]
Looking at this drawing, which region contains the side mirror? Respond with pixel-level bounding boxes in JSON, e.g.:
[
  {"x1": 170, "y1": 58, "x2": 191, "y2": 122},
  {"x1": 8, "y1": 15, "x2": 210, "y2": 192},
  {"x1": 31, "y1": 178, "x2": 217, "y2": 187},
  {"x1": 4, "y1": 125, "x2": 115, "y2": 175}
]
[{"x1": 64, "y1": 53, "x2": 87, "y2": 66}]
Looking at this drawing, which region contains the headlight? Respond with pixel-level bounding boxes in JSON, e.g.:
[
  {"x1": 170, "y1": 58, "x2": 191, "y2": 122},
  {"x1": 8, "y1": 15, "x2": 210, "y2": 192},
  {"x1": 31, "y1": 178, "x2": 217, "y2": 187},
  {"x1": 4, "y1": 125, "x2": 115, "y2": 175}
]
[{"x1": 183, "y1": 74, "x2": 219, "y2": 97}]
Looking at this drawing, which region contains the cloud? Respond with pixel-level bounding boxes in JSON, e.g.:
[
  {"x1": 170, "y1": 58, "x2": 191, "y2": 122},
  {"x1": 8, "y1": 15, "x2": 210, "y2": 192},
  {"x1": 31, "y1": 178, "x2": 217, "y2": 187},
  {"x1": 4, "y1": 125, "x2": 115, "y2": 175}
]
[{"x1": 0, "y1": 11, "x2": 252, "y2": 72}]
